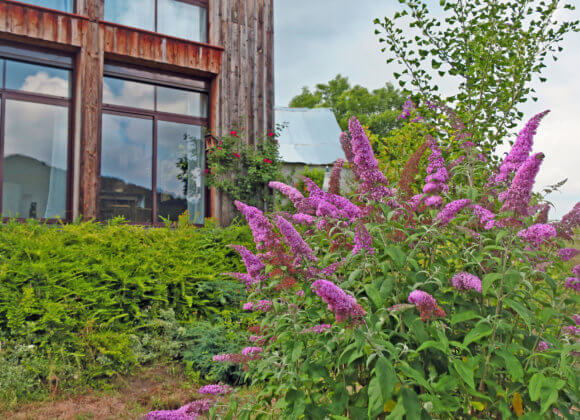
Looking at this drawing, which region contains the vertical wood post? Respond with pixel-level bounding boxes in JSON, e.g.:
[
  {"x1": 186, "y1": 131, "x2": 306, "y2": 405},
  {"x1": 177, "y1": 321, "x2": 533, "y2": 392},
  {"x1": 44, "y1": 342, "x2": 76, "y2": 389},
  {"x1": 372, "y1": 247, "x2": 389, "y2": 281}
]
[{"x1": 77, "y1": 0, "x2": 104, "y2": 219}]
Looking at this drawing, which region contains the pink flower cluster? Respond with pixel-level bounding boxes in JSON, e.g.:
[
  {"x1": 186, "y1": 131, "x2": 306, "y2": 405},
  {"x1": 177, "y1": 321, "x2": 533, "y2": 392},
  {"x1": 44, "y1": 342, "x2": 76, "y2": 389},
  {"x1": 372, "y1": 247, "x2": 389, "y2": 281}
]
[
  {"x1": 408, "y1": 290, "x2": 446, "y2": 321},
  {"x1": 145, "y1": 399, "x2": 214, "y2": 420},
  {"x1": 554, "y1": 202, "x2": 580, "y2": 240},
  {"x1": 398, "y1": 97, "x2": 415, "y2": 120},
  {"x1": 311, "y1": 279, "x2": 366, "y2": 323},
  {"x1": 423, "y1": 136, "x2": 449, "y2": 198},
  {"x1": 451, "y1": 272, "x2": 482, "y2": 293},
  {"x1": 537, "y1": 341, "x2": 550, "y2": 352},
  {"x1": 517, "y1": 223, "x2": 557, "y2": 248},
  {"x1": 493, "y1": 110, "x2": 549, "y2": 184},
  {"x1": 231, "y1": 245, "x2": 264, "y2": 282},
  {"x1": 198, "y1": 384, "x2": 232, "y2": 395}
]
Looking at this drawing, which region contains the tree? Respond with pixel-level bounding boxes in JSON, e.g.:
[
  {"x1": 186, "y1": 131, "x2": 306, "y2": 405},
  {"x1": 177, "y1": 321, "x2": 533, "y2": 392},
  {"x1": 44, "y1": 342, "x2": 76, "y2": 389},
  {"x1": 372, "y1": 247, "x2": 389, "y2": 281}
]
[
  {"x1": 375, "y1": 0, "x2": 578, "y2": 153},
  {"x1": 289, "y1": 75, "x2": 408, "y2": 138}
]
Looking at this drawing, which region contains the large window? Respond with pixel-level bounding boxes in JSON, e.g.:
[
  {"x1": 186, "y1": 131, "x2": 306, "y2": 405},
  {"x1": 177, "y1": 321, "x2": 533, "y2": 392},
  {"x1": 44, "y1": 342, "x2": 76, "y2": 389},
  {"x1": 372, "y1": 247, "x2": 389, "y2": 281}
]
[
  {"x1": 0, "y1": 50, "x2": 71, "y2": 220},
  {"x1": 104, "y1": 0, "x2": 208, "y2": 43},
  {"x1": 100, "y1": 68, "x2": 208, "y2": 224},
  {"x1": 17, "y1": 1, "x2": 74, "y2": 13}
]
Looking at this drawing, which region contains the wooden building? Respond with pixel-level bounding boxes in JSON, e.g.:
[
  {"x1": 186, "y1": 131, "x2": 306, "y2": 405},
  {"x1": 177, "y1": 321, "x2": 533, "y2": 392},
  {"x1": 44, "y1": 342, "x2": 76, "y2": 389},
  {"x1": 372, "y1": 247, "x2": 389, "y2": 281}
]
[{"x1": 0, "y1": 0, "x2": 274, "y2": 225}]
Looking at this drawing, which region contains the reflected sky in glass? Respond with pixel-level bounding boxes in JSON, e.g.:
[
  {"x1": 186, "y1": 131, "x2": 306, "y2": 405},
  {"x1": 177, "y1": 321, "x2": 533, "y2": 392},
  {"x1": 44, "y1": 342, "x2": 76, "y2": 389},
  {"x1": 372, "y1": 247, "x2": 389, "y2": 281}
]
[
  {"x1": 158, "y1": 0, "x2": 207, "y2": 42},
  {"x1": 105, "y1": 0, "x2": 155, "y2": 32},
  {"x1": 5, "y1": 60, "x2": 70, "y2": 97},
  {"x1": 157, "y1": 121, "x2": 204, "y2": 223},
  {"x1": 100, "y1": 113, "x2": 153, "y2": 223},
  {"x1": 103, "y1": 76, "x2": 155, "y2": 110},
  {"x1": 21, "y1": 0, "x2": 73, "y2": 12},
  {"x1": 2, "y1": 100, "x2": 68, "y2": 219},
  {"x1": 157, "y1": 86, "x2": 208, "y2": 118}
]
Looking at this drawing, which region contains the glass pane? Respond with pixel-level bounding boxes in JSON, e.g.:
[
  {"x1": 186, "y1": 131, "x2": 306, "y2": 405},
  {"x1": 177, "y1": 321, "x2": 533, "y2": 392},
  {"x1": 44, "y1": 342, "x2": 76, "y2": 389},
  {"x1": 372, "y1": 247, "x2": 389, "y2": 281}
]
[
  {"x1": 157, "y1": 85, "x2": 208, "y2": 117},
  {"x1": 104, "y1": 0, "x2": 155, "y2": 32},
  {"x1": 20, "y1": 0, "x2": 73, "y2": 12},
  {"x1": 103, "y1": 77, "x2": 155, "y2": 110},
  {"x1": 2, "y1": 100, "x2": 68, "y2": 219},
  {"x1": 5, "y1": 60, "x2": 70, "y2": 97},
  {"x1": 157, "y1": 121, "x2": 204, "y2": 224},
  {"x1": 100, "y1": 114, "x2": 153, "y2": 223},
  {"x1": 158, "y1": 0, "x2": 208, "y2": 42}
]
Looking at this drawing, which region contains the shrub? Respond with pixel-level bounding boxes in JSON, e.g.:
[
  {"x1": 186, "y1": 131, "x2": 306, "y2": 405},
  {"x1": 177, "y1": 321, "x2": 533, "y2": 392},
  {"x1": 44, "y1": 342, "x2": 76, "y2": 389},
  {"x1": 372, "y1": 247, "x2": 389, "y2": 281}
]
[
  {"x1": 213, "y1": 113, "x2": 579, "y2": 419},
  {"x1": 0, "y1": 219, "x2": 253, "y2": 406}
]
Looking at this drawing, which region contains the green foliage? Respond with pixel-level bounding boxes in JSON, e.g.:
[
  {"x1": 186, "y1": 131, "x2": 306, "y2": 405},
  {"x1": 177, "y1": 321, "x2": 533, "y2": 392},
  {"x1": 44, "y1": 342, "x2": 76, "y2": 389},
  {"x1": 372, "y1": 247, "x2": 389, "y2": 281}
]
[
  {"x1": 375, "y1": 0, "x2": 579, "y2": 153},
  {"x1": 206, "y1": 129, "x2": 283, "y2": 210},
  {"x1": 296, "y1": 166, "x2": 325, "y2": 193},
  {"x1": 289, "y1": 74, "x2": 407, "y2": 138},
  {"x1": 0, "y1": 219, "x2": 252, "y2": 407}
]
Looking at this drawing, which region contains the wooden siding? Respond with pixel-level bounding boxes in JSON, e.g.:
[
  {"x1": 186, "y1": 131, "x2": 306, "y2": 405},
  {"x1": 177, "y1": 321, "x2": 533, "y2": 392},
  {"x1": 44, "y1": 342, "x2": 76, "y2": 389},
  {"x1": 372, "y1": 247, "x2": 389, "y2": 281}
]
[{"x1": 209, "y1": 0, "x2": 275, "y2": 224}]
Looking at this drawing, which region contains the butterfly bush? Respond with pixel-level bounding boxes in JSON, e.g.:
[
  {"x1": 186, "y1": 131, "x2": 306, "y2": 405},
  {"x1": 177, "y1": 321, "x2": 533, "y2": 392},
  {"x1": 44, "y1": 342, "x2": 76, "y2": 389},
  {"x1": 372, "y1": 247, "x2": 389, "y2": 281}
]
[
  {"x1": 212, "y1": 106, "x2": 578, "y2": 419},
  {"x1": 198, "y1": 384, "x2": 232, "y2": 395},
  {"x1": 145, "y1": 399, "x2": 213, "y2": 420}
]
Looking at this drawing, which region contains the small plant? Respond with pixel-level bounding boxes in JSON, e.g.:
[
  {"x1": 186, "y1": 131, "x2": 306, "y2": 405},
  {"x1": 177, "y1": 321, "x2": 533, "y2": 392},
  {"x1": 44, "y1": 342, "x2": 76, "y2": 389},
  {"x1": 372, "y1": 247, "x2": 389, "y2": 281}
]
[{"x1": 205, "y1": 127, "x2": 284, "y2": 211}]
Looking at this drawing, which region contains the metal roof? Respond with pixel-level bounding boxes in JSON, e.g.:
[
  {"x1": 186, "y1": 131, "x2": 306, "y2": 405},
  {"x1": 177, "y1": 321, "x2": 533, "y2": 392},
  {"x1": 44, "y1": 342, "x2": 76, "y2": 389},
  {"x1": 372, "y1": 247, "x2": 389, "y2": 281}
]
[{"x1": 275, "y1": 107, "x2": 345, "y2": 165}]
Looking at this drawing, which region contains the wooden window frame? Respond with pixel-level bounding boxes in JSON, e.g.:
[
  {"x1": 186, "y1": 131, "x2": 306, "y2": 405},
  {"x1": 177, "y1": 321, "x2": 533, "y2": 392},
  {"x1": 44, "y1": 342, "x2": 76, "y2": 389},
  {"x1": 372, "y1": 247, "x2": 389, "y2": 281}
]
[
  {"x1": 100, "y1": 67, "x2": 209, "y2": 226},
  {"x1": 0, "y1": 51, "x2": 74, "y2": 223}
]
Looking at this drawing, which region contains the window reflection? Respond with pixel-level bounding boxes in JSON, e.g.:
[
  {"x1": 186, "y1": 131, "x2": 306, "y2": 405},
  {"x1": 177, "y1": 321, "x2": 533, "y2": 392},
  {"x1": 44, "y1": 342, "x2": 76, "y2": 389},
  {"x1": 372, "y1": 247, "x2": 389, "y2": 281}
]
[
  {"x1": 103, "y1": 77, "x2": 155, "y2": 110},
  {"x1": 2, "y1": 100, "x2": 68, "y2": 219},
  {"x1": 158, "y1": 0, "x2": 208, "y2": 42},
  {"x1": 157, "y1": 121, "x2": 204, "y2": 223},
  {"x1": 21, "y1": 0, "x2": 73, "y2": 12},
  {"x1": 5, "y1": 60, "x2": 70, "y2": 97},
  {"x1": 104, "y1": 0, "x2": 155, "y2": 32},
  {"x1": 100, "y1": 114, "x2": 153, "y2": 223},
  {"x1": 157, "y1": 86, "x2": 208, "y2": 118}
]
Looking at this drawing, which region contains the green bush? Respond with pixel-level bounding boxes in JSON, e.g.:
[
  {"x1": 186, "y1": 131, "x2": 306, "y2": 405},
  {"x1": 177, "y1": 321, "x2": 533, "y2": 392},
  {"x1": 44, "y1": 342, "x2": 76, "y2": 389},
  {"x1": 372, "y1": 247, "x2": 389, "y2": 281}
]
[{"x1": 0, "y1": 219, "x2": 252, "y2": 406}]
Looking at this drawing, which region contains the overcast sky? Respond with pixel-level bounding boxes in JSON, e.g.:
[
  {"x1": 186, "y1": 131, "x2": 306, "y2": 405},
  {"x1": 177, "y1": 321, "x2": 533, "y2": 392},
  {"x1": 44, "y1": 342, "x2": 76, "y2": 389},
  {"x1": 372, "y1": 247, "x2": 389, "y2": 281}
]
[{"x1": 274, "y1": 0, "x2": 579, "y2": 218}]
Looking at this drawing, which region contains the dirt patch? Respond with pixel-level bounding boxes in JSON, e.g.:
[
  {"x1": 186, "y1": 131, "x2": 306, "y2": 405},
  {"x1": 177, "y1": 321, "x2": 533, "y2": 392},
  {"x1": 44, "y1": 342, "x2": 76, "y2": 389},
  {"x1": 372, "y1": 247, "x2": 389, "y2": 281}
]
[{"x1": 2, "y1": 366, "x2": 202, "y2": 420}]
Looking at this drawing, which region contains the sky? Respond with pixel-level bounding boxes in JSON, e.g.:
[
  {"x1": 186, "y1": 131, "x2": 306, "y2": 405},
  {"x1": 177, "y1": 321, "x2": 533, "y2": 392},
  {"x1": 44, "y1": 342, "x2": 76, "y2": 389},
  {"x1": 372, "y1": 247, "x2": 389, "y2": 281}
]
[{"x1": 275, "y1": 0, "x2": 580, "y2": 218}]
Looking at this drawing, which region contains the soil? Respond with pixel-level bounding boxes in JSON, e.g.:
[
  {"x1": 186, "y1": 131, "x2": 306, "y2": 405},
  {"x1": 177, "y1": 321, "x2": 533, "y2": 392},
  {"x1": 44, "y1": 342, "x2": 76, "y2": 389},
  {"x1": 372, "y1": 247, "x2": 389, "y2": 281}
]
[{"x1": 1, "y1": 365, "x2": 202, "y2": 420}]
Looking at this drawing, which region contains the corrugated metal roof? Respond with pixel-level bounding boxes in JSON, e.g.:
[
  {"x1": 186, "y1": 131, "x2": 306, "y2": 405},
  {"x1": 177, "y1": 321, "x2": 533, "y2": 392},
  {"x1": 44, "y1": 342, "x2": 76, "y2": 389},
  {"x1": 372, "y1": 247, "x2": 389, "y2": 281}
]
[{"x1": 275, "y1": 107, "x2": 345, "y2": 165}]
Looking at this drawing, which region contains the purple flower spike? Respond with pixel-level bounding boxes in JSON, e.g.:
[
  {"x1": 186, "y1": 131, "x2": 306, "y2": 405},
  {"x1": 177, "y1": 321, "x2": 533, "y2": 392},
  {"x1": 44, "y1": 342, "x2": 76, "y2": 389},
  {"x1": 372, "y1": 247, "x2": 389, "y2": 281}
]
[
  {"x1": 231, "y1": 245, "x2": 264, "y2": 279},
  {"x1": 241, "y1": 346, "x2": 263, "y2": 356},
  {"x1": 500, "y1": 153, "x2": 544, "y2": 216},
  {"x1": 145, "y1": 399, "x2": 214, "y2": 420},
  {"x1": 436, "y1": 199, "x2": 472, "y2": 226},
  {"x1": 408, "y1": 290, "x2": 446, "y2": 321},
  {"x1": 537, "y1": 341, "x2": 549, "y2": 352},
  {"x1": 517, "y1": 223, "x2": 556, "y2": 248},
  {"x1": 471, "y1": 205, "x2": 496, "y2": 230},
  {"x1": 292, "y1": 213, "x2": 317, "y2": 225},
  {"x1": 565, "y1": 277, "x2": 580, "y2": 293},
  {"x1": 493, "y1": 110, "x2": 550, "y2": 184},
  {"x1": 311, "y1": 279, "x2": 366, "y2": 323},
  {"x1": 235, "y1": 201, "x2": 280, "y2": 250},
  {"x1": 572, "y1": 265, "x2": 580, "y2": 278},
  {"x1": 554, "y1": 202, "x2": 580, "y2": 240},
  {"x1": 353, "y1": 222, "x2": 374, "y2": 255},
  {"x1": 275, "y1": 216, "x2": 318, "y2": 262},
  {"x1": 558, "y1": 248, "x2": 579, "y2": 262},
  {"x1": 198, "y1": 384, "x2": 232, "y2": 395},
  {"x1": 451, "y1": 272, "x2": 482, "y2": 293}
]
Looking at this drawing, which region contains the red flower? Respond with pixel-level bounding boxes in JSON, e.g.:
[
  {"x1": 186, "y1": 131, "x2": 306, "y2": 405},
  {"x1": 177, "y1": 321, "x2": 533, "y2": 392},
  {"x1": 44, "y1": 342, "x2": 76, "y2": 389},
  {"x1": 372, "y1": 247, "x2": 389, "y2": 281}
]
[
  {"x1": 204, "y1": 169, "x2": 210, "y2": 174},
  {"x1": 218, "y1": 146, "x2": 222, "y2": 150},
  {"x1": 268, "y1": 159, "x2": 273, "y2": 164},
  {"x1": 233, "y1": 152, "x2": 241, "y2": 158},
  {"x1": 263, "y1": 158, "x2": 268, "y2": 163},
  {"x1": 268, "y1": 132, "x2": 275, "y2": 137},
  {"x1": 230, "y1": 130, "x2": 238, "y2": 137}
]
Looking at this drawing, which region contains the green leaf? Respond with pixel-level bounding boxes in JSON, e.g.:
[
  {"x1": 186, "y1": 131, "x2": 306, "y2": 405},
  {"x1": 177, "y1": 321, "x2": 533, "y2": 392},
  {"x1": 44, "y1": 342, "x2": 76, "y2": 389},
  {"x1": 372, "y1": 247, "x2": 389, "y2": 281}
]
[
  {"x1": 364, "y1": 284, "x2": 384, "y2": 309},
  {"x1": 385, "y1": 246, "x2": 406, "y2": 268},
  {"x1": 529, "y1": 372, "x2": 545, "y2": 402},
  {"x1": 503, "y1": 298, "x2": 533, "y2": 328},
  {"x1": 368, "y1": 376, "x2": 385, "y2": 419},
  {"x1": 463, "y1": 321, "x2": 492, "y2": 347},
  {"x1": 401, "y1": 388, "x2": 421, "y2": 419},
  {"x1": 451, "y1": 359, "x2": 475, "y2": 389},
  {"x1": 291, "y1": 341, "x2": 304, "y2": 362},
  {"x1": 451, "y1": 310, "x2": 482, "y2": 325},
  {"x1": 497, "y1": 350, "x2": 523, "y2": 382},
  {"x1": 482, "y1": 273, "x2": 502, "y2": 295},
  {"x1": 375, "y1": 357, "x2": 397, "y2": 401},
  {"x1": 417, "y1": 340, "x2": 447, "y2": 353}
]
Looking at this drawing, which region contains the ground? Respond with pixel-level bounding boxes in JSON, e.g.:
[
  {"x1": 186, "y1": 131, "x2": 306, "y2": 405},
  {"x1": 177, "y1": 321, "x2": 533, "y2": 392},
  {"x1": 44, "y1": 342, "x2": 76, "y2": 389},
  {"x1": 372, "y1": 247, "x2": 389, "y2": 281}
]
[{"x1": 1, "y1": 365, "x2": 201, "y2": 420}]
